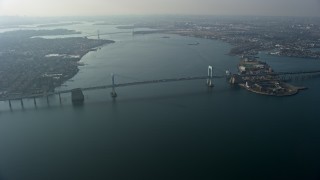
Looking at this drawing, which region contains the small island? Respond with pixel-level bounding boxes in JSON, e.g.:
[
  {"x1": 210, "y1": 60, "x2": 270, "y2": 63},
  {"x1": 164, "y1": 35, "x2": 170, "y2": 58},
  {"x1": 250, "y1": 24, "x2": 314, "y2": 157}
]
[{"x1": 0, "y1": 29, "x2": 114, "y2": 99}]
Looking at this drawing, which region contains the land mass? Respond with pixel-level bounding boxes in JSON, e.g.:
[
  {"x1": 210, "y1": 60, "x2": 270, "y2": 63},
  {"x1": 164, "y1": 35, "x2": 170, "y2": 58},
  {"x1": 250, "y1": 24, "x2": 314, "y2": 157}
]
[
  {"x1": 0, "y1": 29, "x2": 114, "y2": 98},
  {"x1": 132, "y1": 16, "x2": 320, "y2": 59},
  {"x1": 36, "y1": 22, "x2": 82, "y2": 28},
  {"x1": 230, "y1": 56, "x2": 306, "y2": 96}
]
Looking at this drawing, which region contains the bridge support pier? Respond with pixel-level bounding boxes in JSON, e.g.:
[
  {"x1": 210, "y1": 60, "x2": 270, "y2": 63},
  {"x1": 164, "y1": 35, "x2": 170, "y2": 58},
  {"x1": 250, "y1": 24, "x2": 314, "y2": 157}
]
[
  {"x1": 46, "y1": 96, "x2": 49, "y2": 105},
  {"x1": 59, "y1": 93, "x2": 62, "y2": 104},
  {"x1": 207, "y1": 66, "x2": 214, "y2": 87},
  {"x1": 110, "y1": 73, "x2": 117, "y2": 98}
]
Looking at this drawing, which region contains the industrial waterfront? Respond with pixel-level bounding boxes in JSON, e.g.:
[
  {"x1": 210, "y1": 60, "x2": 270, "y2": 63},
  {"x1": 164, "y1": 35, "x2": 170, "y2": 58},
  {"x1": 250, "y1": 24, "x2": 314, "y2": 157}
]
[{"x1": 1, "y1": 21, "x2": 320, "y2": 180}]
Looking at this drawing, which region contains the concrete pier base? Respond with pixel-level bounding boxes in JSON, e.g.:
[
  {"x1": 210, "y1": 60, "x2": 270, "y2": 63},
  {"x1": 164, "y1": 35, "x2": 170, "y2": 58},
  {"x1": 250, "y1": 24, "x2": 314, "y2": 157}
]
[
  {"x1": 59, "y1": 93, "x2": 62, "y2": 104},
  {"x1": 20, "y1": 99, "x2": 24, "y2": 107},
  {"x1": 110, "y1": 90, "x2": 117, "y2": 98}
]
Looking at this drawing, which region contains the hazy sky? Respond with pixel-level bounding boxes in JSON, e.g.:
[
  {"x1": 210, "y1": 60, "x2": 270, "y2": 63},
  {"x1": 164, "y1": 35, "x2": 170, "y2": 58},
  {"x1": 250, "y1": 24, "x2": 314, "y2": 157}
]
[{"x1": 0, "y1": 0, "x2": 319, "y2": 17}]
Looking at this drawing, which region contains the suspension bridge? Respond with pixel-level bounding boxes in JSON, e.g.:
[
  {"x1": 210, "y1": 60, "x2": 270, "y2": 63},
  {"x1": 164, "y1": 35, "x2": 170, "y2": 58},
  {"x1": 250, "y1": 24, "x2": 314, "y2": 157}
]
[
  {"x1": 1, "y1": 65, "x2": 320, "y2": 109},
  {"x1": 0, "y1": 65, "x2": 219, "y2": 107}
]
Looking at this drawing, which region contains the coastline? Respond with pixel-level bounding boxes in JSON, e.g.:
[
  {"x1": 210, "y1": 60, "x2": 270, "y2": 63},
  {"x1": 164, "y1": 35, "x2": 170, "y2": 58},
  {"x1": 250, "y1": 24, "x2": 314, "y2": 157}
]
[
  {"x1": 239, "y1": 82, "x2": 307, "y2": 97},
  {"x1": 0, "y1": 29, "x2": 116, "y2": 99},
  {"x1": 49, "y1": 40, "x2": 115, "y2": 92}
]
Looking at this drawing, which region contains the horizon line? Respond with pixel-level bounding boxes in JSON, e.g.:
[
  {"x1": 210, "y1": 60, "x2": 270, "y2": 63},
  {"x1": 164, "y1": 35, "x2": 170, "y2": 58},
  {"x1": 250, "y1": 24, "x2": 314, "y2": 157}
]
[{"x1": 1, "y1": 14, "x2": 320, "y2": 19}]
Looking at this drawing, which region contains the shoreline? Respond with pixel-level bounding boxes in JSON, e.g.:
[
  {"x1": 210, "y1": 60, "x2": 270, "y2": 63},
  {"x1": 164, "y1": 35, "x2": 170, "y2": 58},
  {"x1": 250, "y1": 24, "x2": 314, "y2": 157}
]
[
  {"x1": 47, "y1": 40, "x2": 115, "y2": 93},
  {"x1": 0, "y1": 29, "x2": 115, "y2": 99},
  {"x1": 239, "y1": 83, "x2": 307, "y2": 97}
]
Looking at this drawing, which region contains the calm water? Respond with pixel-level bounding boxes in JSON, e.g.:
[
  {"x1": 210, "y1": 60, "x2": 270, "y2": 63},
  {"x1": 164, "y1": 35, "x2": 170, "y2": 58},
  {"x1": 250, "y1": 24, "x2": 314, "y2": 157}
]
[{"x1": 1, "y1": 22, "x2": 320, "y2": 180}]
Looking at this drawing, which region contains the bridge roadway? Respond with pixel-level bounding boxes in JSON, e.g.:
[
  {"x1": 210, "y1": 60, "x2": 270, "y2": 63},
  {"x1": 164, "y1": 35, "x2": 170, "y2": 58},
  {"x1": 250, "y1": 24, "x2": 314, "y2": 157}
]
[
  {"x1": 0, "y1": 75, "x2": 225, "y2": 102},
  {"x1": 2, "y1": 69, "x2": 320, "y2": 102},
  {"x1": 239, "y1": 70, "x2": 320, "y2": 77}
]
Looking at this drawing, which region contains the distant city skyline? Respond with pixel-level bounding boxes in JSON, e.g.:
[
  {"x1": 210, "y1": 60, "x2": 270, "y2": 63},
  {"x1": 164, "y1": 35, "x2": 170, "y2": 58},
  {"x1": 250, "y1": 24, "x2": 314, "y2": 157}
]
[{"x1": 0, "y1": 0, "x2": 320, "y2": 17}]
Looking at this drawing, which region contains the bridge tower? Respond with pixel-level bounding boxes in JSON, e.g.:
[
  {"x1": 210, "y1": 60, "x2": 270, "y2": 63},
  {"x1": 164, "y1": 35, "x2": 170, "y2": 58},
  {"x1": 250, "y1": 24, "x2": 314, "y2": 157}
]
[
  {"x1": 111, "y1": 73, "x2": 117, "y2": 98},
  {"x1": 207, "y1": 65, "x2": 214, "y2": 87}
]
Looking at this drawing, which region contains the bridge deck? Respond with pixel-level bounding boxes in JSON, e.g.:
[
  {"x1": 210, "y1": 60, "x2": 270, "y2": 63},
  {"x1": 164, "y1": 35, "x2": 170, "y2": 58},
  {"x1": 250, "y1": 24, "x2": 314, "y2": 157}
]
[
  {"x1": 0, "y1": 75, "x2": 224, "y2": 101},
  {"x1": 240, "y1": 70, "x2": 320, "y2": 77},
  {"x1": 1, "y1": 69, "x2": 320, "y2": 102}
]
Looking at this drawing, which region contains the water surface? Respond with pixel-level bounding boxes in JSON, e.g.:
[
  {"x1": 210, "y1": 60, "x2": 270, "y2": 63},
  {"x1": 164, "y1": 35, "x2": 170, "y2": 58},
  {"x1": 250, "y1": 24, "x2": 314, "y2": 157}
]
[{"x1": 1, "y1": 24, "x2": 320, "y2": 180}]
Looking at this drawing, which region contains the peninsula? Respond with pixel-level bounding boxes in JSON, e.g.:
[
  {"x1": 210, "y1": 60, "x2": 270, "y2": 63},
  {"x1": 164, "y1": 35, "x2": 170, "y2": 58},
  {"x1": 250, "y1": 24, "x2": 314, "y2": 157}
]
[
  {"x1": 229, "y1": 56, "x2": 307, "y2": 96},
  {"x1": 0, "y1": 29, "x2": 114, "y2": 99}
]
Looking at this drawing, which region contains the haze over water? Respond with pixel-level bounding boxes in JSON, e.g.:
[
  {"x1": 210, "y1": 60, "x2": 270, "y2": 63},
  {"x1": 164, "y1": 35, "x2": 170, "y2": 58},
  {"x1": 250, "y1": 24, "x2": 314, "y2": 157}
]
[
  {"x1": 1, "y1": 0, "x2": 320, "y2": 17},
  {"x1": 0, "y1": 22, "x2": 320, "y2": 179}
]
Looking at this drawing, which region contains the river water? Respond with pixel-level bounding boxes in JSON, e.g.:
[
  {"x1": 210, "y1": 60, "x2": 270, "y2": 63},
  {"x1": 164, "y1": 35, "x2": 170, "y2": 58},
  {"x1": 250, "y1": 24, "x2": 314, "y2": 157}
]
[{"x1": 0, "y1": 22, "x2": 320, "y2": 180}]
